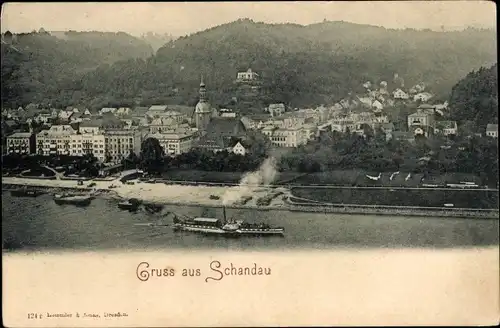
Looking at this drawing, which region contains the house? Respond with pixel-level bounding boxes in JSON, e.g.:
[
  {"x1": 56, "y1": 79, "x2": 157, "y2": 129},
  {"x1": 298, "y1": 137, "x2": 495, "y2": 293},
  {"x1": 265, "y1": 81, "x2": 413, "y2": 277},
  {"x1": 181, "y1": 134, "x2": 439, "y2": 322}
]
[
  {"x1": 393, "y1": 88, "x2": 409, "y2": 100},
  {"x1": 99, "y1": 107, "x2": 117, "y2": 115},
  {"x1": 357, "y1": 96, "x2": 373, "y2": 108},
  {"x1": 417, "y1": 103, "x2": 436, "y2": 114},
  {"x1": 35, "y1": 112, "x2": 53, "y2": 124},
  {"x1": 58, "y1": 110, "x2": 73, "y2": 121},
  {"x1": 146, "y1": 105, "x2": 193, "y2": 123},
  {"x1": 196, "y1": 136, "x2": 232, "y2": 153},
  {"x1": 409, "y1": 83, "x2": 425, "y2": 94},
  {"x1": 486, "y1": 124, "x2": 498, "y2": 138},
  {"x1": 261, "y1": 125, "x2": 307, "y2": 148},
  {"x1": 407, "y1": 109, "x2": 435, "y2": 133},
  {"x1": 267, "y1": 103, "x2": 286, "y2": 117},
  {"x1": 165, "y1": 105, "x2": 195, "y2": 121},
  {"x1": 36, "y1": 125, "x2": 78, "y2": 156},
  {"x1": 219, "y1": 108, "x2": 237, "y2": 118},
  {"x1": 372, "y1": 100, "x2": 383, "y2": 111},
  {"x1": 236, "y1": 68, "x2": 259, "y2": 81},
  {"x1": 413, "y1": 92, "x2": 433, "y2": 102},
  {"x1": 115, "y1": 107, "x2": 131, "y2": 117},
  {"x1": 231, "y1": 140, "x2": 248, "y2": 156},
  {"x1": 434, "y1": 121, "x2": 458, "y2": 136},
  {"x1": 147, "y1": 130, "x2": 196, "y2": 156},
  {"x1": 149, "y1": 116, "x2": 183, "y2": 133},
  {"x1": 6, "y1": 132, "x2": 35, "y2": 154},
  {"x1": 240, "y1": 116, "x2": 257, "y2": 130}
]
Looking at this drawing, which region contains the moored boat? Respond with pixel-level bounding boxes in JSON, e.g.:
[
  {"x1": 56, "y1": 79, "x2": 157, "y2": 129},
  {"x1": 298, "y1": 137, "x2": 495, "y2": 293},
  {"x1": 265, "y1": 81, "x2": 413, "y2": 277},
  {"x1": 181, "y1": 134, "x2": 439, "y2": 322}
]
[
  {"x1": 54, "y1": 193, "x2": 93, "y2": 206},
  {"x1": 144, "y1": 203, "x2": 163, "y2": 214},
  {"x1": 117, "y1": 198, "x2": 141, "y2": 211},
  {"x1": 172, "y1": 207, "x2": 284, "y2": 237},
  {"x1": 10, "y1": 187, "x2": 41, "y2": 197}
]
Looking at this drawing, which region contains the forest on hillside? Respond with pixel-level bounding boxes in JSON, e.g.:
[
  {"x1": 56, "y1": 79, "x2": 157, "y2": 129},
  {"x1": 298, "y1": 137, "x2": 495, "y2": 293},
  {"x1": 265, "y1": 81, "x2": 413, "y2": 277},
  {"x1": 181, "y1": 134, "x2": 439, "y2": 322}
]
[
  {"x1": 1, "y1": 30, "x2": 153, "y2": 109},
  {"x1": 449, "y1": 64, "x2": 498, "y2": 132},
  {"x1": 1, "y1": 20, "x2": 497, "y2": 112}
]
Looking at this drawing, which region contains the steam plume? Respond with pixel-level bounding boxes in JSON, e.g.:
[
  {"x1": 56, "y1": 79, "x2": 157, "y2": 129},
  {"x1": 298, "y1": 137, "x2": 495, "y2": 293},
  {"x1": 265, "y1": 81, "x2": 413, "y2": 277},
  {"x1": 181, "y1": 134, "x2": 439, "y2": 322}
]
[{"x1": 222, "y1": 157, "x2": 278, "y2": 206}]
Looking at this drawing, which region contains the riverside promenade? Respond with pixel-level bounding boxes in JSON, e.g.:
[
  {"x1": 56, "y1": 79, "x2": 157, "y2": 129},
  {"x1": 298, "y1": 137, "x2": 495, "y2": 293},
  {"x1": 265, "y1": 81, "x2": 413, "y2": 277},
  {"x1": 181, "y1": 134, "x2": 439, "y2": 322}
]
[{"x1": 3, "y1": 175, "x2": 499, "y2": 219}]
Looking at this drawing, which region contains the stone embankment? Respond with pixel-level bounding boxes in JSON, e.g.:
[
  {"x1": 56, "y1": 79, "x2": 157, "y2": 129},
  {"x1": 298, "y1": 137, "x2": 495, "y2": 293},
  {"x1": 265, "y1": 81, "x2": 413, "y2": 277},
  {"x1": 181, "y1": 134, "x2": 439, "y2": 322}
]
[{"x1": 2, "y1": 177, "x2": 498, "y2": 219}]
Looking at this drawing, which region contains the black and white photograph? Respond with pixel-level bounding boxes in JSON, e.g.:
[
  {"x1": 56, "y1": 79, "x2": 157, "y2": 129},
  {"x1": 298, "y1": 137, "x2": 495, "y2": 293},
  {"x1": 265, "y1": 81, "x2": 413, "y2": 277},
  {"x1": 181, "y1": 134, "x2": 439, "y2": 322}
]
[{"x1": 2, "y1": 1, "x2": 499, "y2": 326}]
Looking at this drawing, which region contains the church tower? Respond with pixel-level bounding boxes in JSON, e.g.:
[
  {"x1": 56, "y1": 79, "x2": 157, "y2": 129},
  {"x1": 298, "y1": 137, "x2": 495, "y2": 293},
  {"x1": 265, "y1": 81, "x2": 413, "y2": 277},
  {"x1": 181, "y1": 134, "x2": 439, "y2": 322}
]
[{"x1": 194, "y1": 76, "x2": 213, "y2": 132}]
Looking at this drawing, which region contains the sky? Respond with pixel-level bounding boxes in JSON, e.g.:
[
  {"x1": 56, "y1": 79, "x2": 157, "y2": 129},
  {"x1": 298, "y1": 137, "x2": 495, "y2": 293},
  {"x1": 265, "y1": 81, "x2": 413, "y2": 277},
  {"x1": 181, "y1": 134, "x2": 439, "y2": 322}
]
[{"x1": 1, "y1": 1, "x2": 496, "y2": 36}]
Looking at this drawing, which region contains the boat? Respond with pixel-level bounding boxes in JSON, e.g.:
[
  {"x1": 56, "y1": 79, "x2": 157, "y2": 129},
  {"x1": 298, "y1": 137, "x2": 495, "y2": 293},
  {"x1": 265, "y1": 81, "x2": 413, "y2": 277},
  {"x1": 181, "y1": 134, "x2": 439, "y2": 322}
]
[
  {"x1": 10, "y1": 187, "x2": 41, "y2": 197},
  {"x1": 144, "y1": 203, "x2": 163, "y2": 214},
  {"x1": 54, "y1": 193, "x2": 93, "y2": 206},
  {"x1": 118, "y1": 198, "x2": 141, "y2": 211},
  {"x1": 172, "y1": 207, "x2": 284, "y2": 237}
]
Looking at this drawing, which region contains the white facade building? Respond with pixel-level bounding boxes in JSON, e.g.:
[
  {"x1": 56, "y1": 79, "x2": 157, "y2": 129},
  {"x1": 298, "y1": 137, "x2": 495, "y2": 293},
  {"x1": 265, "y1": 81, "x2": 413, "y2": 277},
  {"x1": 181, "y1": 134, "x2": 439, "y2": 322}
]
[
  {"x1": 237, "y1": 68, "x2": 259, "y2": 81},
  {"x1": 36, "y1": 125, "x2": 77, "y2": 156}
]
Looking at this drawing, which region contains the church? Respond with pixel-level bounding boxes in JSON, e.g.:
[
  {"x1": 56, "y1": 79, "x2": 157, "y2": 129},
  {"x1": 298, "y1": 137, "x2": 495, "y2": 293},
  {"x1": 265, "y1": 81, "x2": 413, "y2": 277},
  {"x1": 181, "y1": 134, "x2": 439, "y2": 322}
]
[{"x1": 193, "y1": 77, "x2": 248, "y2": 152}]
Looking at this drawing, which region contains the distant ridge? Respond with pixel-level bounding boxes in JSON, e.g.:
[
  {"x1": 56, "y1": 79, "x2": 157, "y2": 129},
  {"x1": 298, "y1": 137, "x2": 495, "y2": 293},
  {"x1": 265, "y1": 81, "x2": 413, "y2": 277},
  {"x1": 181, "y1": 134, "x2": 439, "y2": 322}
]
[{"x1": 1, "y1": 19, "x2": 497, "y2": 111}]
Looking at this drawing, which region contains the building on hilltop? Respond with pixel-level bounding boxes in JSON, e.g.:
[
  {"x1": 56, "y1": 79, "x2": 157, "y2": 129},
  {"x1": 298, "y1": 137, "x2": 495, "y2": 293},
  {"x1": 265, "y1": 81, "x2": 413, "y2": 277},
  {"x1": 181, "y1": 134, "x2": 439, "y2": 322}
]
[
  {"x1": 486, "y1": 124, "x2": 498, "y2": 138},
  {"x1": 236, "y1": 68, "x2": 259, "y2": 82}
]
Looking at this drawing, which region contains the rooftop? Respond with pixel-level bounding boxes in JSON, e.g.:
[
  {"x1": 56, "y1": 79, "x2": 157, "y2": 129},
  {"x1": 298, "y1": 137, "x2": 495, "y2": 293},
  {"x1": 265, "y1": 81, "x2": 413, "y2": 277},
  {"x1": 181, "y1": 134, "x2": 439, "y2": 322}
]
[
  {"x1": 7, "y1": 132, "x2": 32, "y2": 138},
  {"x1": 435, "y1": 120, "x2": 457, "y2": 129},
  {"x1": 147, "y1": 132, "x2": 193, "y2": 140},
  {"x1": 205, "y1": 117, "x2": 247, "y2": 137},
  {"x1": 486, "y1": 123, "x2": 498, "y2": 132},
  {"x1": 148, "y1": 105, "x2": 168, "y2": 111}
]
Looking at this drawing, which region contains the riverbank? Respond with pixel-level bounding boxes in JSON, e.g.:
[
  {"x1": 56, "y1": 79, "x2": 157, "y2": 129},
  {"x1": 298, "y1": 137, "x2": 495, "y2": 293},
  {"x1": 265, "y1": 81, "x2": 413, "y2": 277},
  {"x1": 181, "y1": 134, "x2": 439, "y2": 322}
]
[{"x1": 2, "y1": 177, "x2": 499, "y2": 219}]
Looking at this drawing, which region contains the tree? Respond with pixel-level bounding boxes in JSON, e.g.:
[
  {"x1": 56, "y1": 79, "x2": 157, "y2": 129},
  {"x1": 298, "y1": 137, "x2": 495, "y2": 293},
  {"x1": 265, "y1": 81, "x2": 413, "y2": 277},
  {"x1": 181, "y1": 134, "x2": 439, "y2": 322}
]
[{"x1": 140, "y1": 137, "x2": 165, "y2": 175}]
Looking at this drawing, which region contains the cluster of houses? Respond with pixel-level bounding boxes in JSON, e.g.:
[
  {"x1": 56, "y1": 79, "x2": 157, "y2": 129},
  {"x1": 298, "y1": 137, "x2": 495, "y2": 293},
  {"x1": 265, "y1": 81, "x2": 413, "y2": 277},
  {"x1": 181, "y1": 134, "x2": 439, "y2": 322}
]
[
  {"x1": 3, "y1": 73, "x2": 498, "y2": 164},
  {"x1": 350, "y1": 80, "x2": 437, "y2": 112},
  {"x1": 2, "y1": 79, "x2": 254, "y2": 163}
]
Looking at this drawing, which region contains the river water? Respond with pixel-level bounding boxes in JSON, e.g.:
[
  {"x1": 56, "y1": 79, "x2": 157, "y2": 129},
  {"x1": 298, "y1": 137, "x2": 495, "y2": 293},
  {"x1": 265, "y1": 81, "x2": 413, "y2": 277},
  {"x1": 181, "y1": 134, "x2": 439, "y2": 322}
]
[{"x1": 2, "y1": 192, "x2": 498, "y2": 252}]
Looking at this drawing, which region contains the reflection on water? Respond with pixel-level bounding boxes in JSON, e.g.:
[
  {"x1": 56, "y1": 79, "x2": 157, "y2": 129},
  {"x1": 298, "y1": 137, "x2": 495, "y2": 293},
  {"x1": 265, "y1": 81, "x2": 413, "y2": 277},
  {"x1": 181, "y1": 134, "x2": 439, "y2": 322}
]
[{"x1": 2, "y1": 192, "x2": 498, "y2": 252}]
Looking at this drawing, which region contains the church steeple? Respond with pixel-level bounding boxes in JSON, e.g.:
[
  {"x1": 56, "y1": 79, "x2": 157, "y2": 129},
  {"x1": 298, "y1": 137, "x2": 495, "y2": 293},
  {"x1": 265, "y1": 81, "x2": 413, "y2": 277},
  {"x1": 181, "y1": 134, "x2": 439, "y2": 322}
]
[{"x1": 199, "y1": 75, "x2": 206, "y2": 103}]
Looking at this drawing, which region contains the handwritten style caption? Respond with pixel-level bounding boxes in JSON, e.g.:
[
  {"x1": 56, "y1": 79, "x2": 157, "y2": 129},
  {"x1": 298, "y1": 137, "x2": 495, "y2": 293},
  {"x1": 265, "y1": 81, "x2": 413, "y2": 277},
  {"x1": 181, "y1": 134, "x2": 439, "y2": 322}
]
[{"x1": 136, "y1": 260, "x2": 272, "y2": 282}]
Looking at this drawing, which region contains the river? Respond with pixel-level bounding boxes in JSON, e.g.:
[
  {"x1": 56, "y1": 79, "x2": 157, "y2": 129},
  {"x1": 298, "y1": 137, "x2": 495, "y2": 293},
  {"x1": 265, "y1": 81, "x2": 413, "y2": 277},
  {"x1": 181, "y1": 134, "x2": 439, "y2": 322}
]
[{"x1": 2, "y1": 192, "x2": 498, "y2": 252}]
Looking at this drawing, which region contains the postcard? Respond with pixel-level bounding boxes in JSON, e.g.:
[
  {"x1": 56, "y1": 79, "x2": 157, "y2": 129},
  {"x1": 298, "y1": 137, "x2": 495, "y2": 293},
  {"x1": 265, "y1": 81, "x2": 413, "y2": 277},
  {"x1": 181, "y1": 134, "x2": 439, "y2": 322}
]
[{"x1": 2, "y1": 1, "x2": 499, "y2": 327}]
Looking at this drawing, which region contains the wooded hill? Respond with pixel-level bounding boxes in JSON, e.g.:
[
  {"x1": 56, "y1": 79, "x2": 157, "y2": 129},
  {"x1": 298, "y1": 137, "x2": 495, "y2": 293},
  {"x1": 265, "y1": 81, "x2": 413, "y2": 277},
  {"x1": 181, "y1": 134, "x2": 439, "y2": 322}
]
[
  {"x1": 449, "y1": 63, "x2": 498, "y2": 131},
  {"x1": 1, "y1": 30, "x2": 153, "y2": 108},
  {"x1": 1, "y1": 20, "x2": 496, "y2": 112}
]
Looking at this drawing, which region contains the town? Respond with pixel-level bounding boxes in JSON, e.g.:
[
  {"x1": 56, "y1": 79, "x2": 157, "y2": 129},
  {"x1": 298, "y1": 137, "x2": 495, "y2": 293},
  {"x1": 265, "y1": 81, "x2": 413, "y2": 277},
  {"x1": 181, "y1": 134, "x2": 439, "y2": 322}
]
[{"x1": 2, "y1": 65, "x2": 498, "y2": 188}]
